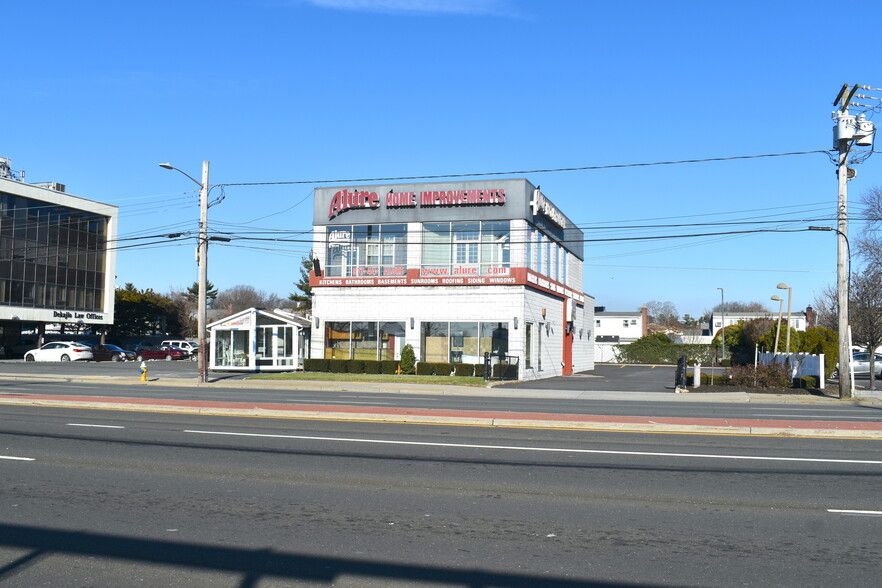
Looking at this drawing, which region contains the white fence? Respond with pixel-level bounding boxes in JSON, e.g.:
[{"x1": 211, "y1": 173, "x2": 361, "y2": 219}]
[{"x1": 757, "y1": 351, "x2": 825, "y2": 390}]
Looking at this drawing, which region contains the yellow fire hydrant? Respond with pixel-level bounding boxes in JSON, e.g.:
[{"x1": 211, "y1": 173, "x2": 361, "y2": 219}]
[{"x1": 139, "y1": 361, "x2": 147, "y2": 382}]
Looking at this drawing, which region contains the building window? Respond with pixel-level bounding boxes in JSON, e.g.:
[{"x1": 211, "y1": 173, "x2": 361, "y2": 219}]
[
  {"x1": 324, "y1": 321, "x2": 352, "y2": 359},
  {"x1": 623, "y1": 320, "x2": 629, "y2": 328},
  {"x1": 525, "y1": 322, "x2": 533, "y2": 369},
  {"x1": 323, "y1": 321, "x2": 406, "y2": 361},
  {"x1": 378, "y1": 321, "x2": 406, "y2": 361},
  {"x1": 0, "y1": 194, "x2": 108, "y2": 312},
  {"x1": 419, "y1": 321, "x2": 510, "y2": 363},
  {"x1": 420, "y1": 221, "x2": 510, "y2": 277},
  {"x1": 325, "y1": 224, "x2": 407, "y2": 278},
  {"x1": 537, "y1": 326, "x2": 543, "y2": 371},
  {"x1": 420, "y1": 321, "x2": 449, "y2": 362},
  {"x1": 526, "y1": 227, "x2": 533, "y2": 272}
]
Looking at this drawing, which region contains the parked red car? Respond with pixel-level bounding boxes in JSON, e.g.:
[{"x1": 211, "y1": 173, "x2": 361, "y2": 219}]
[
  {"x1": 134, "y1": 345, "x2": 188, "y2": 361},
  {"x1": 90, "y1": 344, "x2": 137, "y2": 362}
]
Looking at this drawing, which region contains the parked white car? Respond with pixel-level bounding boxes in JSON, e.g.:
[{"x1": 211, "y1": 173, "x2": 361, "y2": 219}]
[{"x1": 24, "y1": 341, "x2": 94, "y2": 362}]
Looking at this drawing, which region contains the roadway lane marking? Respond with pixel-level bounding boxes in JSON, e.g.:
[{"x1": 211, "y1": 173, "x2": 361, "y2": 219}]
[
  {"x1": 182, "y1": 430, "x2": 882, "y2": 465},
  {"x1": 0, "y1": 455, "x2": 34, "y2": 461},
  {"x1": 827, "y1": 509, "x2": 882, "y2": 517},
  {"x1": 288, "y1": 400, "x2": 394, "y2": 405},
  {"x1": 66, "y1": 423, "x2": 125, "y2": 429},
  {"x1": 753, "y1": 414, "x2": 882, "y2": 420}
]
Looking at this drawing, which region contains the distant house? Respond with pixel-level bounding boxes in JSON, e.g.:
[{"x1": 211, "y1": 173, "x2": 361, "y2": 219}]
[
  {"x1": 705, "y1": 308, "x2": 812, "y2": 338},
  {"x1": 594, "y1": 306, "x2": 648, "y2": 362}
]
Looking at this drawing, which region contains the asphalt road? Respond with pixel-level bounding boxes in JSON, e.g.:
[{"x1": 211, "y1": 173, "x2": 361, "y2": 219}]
[{"x1": 2, "y1": 406, "x2": 881, "y2": 586}]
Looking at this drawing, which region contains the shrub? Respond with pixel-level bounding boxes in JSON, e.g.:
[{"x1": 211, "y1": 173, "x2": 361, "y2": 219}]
[
  {"x1": 363, "y1": 360, "x2": 382, "y2": 374},
  {"x1": 415, "y1": 362, "x2": 433, "y2": 375},
  {"x1": 435, "y1": 362, "x2": 453, "y2": 376},
  {"x1": 726, "y1": 363, "x2": 791, "y2": 388},
  {"x1": 453, "y1": 363, "x2": 474, "y2": 377},
  {"x1": 303, "y1": 358, "x2": 329, "y2": 372},
  {"x1": 473, "y1": 363, "x2": 485, "y2": 378},
  {"x1": 380, "y1": 360, "x2": 399, "y2": 374},
  {"x1": 400, "y1": 344, "x2": 416, "y2": 374},
  {"x1": 328, "y1": 359, "x2": 349, "y2": 373},
  {"x1": 794, "y1": 375, "x2": 820, "y2": 389},
  {"x1": 615, "y1": 333, "x2": 713, "y2": 365},
  {"x1": 347, "y1": 359, "x2": 365, "y2": 374}
]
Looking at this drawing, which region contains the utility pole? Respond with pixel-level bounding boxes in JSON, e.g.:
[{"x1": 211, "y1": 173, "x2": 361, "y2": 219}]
[
  {"x1": 159, "y1": 160, "x2": 212, "y2": 384},
  {"x1": 831, "y1": 83, "x2": 877, "y2": 398},
  {"x1": 833, "y1": 85, "x2": 856, "y2": 398},
  {"x1": 198, "y1": 161, "x2": 210, "y2": 384},
  {"x1": 717, "y1": 287, "x2": 725, "y2": 363}
]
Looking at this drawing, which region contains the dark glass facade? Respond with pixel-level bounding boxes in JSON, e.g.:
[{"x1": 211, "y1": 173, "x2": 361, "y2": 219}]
[{"x1": 0, "y1": 192, "x2": 108, "y2": 312}]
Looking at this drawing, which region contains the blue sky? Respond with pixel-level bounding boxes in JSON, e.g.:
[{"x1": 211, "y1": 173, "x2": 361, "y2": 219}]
[{"x1": 5, "y1": 0, "x2": 880, "y2": 319}]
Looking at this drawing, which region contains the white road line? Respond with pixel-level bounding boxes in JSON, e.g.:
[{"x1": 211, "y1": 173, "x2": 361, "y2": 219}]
[
  {"x1": 182, "y1": 430, "x2": 882, "y2": 465},
  {"x1": 0, "y1": 455, "x2": 34, "y2": 461},
  {"x1": 286, "y1": 400, "x2": 393, "y2": 405},
  {"x1": 753, "y1": 414, "x2": 881, "y2": 420},
  {"x1": 827, "y1": 509, "x2": 882, "y2": 516},
  {"x1": 753, "y1": 408, "x2": 870, "y2": 412},
  {"x1": 66, "y1": 423, "x2": 125, "y2": 429}
]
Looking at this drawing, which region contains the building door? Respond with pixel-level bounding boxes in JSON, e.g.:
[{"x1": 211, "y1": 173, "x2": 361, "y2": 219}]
[{"x1": 562, "y1": 301, "x2": 573, "y2": 375}]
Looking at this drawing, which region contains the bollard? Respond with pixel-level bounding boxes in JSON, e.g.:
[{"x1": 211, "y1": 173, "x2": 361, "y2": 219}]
[
  {"x1": 139, "y1": 361, "x2": 147, "y2": 382},
  {"x1": 693, "y1": 363, "x2": 701, "y2": 388}
]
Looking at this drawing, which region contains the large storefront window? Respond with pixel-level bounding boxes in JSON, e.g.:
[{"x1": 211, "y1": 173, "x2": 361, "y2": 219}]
[
  {"x1": 213, "y1": 330, "x2": 250, "y2": 367},
  {"x1": 420, "y1": 321, "x2": 509, "y2": 363},
  {"x1": 325, "y1": 224, "x2": 407, "y2": 278},
  {"x1": 324, "y1": 321, "x2": 406, "y2": 361},
  {"x1": 420, "y1": 221, "x2": 509, "y2": 277},
  {"x1": 0, "y1": 194, "x2": 107, "y2": 311},
  {"x1": 379, "y1": 321, "x2": 406, "y2": 361},
  {"x1": 351, "y1": 321, "x2": 377, "y2": 360}
]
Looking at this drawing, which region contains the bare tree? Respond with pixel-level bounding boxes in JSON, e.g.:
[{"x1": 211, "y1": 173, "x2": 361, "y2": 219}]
[
  {"x1": 213, "y1": 285, "x2": 289, "y2": 315},
  {"x1": 856, "y1": 186, "x2": 882, "y2": 267},
  {"x1": 850, "y1": 266, "x2": 882, "y2": 390},
  {"x1": 811, "y1": 284, "x2": 838, "y2": 332},
  {"x1": 642, "y1": 300, "x2": 678, "y2": 326}
]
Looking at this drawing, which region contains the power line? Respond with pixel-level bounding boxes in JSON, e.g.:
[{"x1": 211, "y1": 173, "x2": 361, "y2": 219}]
[{"x1": 216, "y1": 150, "x2": 831, "y2": 187}]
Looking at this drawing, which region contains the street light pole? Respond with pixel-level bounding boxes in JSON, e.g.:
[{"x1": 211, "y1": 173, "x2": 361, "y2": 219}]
[
  {"x1": 159, "y1": 161, "x2": 211, "y2": 384},
  {"x1": 771, "y1": 295, "x2": 784, "y2": 355},
  {"x1": 777, "y1": 283, "x2": 792, "y2": 354},
  {"x1": 717, "y1": 287, "x2": 725, "y2": 362}
]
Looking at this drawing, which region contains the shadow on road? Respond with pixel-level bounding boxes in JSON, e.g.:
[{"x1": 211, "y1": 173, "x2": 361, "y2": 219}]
[{"x1": 0, "y1": 523, "x2": 640, "y2": 587}]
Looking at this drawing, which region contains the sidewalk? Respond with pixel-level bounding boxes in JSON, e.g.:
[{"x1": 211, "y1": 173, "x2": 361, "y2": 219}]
[{"x1": 1, "y1": 371, "x2": 881, "y2": 439}]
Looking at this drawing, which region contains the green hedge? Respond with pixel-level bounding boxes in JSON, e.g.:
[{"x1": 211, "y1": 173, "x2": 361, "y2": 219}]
[
  {"x1": 303, "y1": 358, "x2": 329, "y2": 372},
  {"x1": 363, "y1": 360, "x2": 381, "y2": 374},
  {"x1": 453, "y1": 363, "x2": 474, "y2": 377},
  {"x1": 380, "y1": 360, "x2": 398, "y2": 374},
  {"x1": 347, "y1": 359, "x2": 365, "y2": 374},
  {"x1": 474, "y1": 363, "x2": 485, "y2": 378},
  {"x1": 328, "y1": 359, "x2": 349, "y2": 373},
  {"x1": 415, "y1": 362, "x2": 453, "y2": 376}
]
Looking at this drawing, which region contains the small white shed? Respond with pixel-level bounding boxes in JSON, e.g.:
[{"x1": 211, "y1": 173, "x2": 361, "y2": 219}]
[{"x1": 208, "y1": 308, "x2": 311, "y2": 372}]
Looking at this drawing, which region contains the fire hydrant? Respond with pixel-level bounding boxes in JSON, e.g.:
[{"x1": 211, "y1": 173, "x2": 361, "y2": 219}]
[{"x1": 139, "y1": 361, "x2": 147, "y2": 382}]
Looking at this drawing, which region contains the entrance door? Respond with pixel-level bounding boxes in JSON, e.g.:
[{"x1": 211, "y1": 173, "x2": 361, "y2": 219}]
[{"x1": 562, "y1": 302, "x2": 573, "y2": 375}]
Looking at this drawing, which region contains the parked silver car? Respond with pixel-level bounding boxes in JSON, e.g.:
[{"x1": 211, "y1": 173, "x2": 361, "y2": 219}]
[{"x1": 833, "y1": 351, "x2": 882, "y2": 378}]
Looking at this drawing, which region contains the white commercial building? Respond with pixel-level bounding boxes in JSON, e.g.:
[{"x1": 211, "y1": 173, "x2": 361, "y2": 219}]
[{"x1": 309, "y1": 179, "x2": 594, "y2": 380}]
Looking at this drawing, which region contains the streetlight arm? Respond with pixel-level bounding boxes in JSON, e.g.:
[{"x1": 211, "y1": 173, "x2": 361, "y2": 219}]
[{"x1": 159, "y1": 163, "x2": 203, "y2": 188}]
